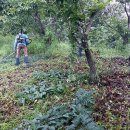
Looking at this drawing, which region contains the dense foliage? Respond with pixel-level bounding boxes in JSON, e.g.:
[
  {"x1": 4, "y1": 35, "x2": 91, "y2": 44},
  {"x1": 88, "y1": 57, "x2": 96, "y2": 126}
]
[
  {"x1": 16, "y1": 70, "x2": 68, "y2": 104},
  {"x1": 0, "y1": 0, "x2": 130, "y2": 130},
  {"x1": 15, "y1": 88, "x2": 104, "y2": 130}
]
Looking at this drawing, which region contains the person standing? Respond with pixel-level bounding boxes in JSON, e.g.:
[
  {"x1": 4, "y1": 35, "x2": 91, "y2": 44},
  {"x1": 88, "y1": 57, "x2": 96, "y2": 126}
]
[{"x1": 14, "y1": 29, "x2": 30, "y2": 65}]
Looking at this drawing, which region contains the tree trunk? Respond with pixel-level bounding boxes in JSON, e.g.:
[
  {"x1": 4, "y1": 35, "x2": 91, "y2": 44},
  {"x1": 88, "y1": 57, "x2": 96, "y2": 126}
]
[
  {"x1": 85, "y1": 48, "x2": 97, "y2": 82},
  {"x1": 122, "y1": 33, "x2": 129, "y2": 45},
  {"x1": 34, "y1": 12, "x2": 45, "y2": 35},
  {"x1": 128, "y1": 16, "x2": 130, "y2": 30},
  {"x1": 81, "y1": 34, "x2": 97, "y2": 82},
  {"x1": 124, "y1": 1, "x2": 130, "y2": 65}
]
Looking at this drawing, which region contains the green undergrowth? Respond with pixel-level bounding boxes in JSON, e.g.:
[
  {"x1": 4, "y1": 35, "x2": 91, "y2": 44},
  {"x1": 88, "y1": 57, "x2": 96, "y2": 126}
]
[
  {"x1": 90, "y1": 44, "x2": 130, "y2": 58},
  {"x1": 16, "y1": 69, "x2": 88, "y2": 105},
  {"x1": 0, "y1": 35, "x2": 14, "y2": 57},
  {"x1": 0, "y1": 63, "x2": 92, "y2": 130},
  {"x1": 45, "y1": 41, "x2": 71, "y2": 57},
  {"x1": 13, "y1": 67, "x2": 99, "y2": 130},
  {"x1": 0, "y1": 43, "x2": 129, "y2": 130},
  {"x1": 0, "y1": 34, "x2": 71, "y2": 61},
  {"x1": 0, "y1": 106, "x2": 43, "y2": 130},
  {"x1": 0, "y1": 63, "x2": 16, "y2": 72},
  {"x1": 0, "y1": 33, "x2": 129, "y2": 61},
  {"x1": 14, "y1": 89, "x2": 104, "y2": 130}
]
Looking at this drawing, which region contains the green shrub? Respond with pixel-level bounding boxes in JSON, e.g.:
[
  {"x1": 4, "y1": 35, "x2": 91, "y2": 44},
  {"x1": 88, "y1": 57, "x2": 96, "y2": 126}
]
[
  {"x1": 0, "y1": 33, "x2": 71, "y2": 59},
  {"x1": 28, "y1": 37, "x2": 46, "y2": 54},
  {"x1": 45, "y1": 41, "x2": 71, "y2": 57},
  {"x1": 15, "y1": 89, "x2": 104, "y2": 130},
  {"x1": 0, "y1": 35, "x2": 14, "y2": 57},
  {"x1": 90, "y1": 43, "x2": 129, "y2": 58}
]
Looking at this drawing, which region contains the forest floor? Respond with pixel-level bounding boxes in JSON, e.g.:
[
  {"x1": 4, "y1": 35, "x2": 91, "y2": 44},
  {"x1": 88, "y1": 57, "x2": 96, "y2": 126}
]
[{"x1": 0, "y1": 54, "x2": 130, "y2": 130}]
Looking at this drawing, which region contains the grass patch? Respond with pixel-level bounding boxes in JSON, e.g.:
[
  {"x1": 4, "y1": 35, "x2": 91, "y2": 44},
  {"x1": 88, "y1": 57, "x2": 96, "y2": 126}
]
[
  {"x1": 45, "y1": 41, "x2": 71, "y2": 57},
  {"x1": 0, "y1": 35, "x2": 14, "y2": 58},
  {"x1": 90, "y1": 44, "x2": 130, "y2": 58}
]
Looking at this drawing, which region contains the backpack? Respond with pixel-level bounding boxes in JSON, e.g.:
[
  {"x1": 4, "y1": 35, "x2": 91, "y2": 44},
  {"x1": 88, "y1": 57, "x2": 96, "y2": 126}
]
[
  {"x1": 25, "y1": 38, "x2": 30, "y2": 46},
  {"x1": 17, "y1": 35, "x2": 24, "y2": 43},
  {"x1": 17, "y1": 34, "x2": 30, "y2": 46}
]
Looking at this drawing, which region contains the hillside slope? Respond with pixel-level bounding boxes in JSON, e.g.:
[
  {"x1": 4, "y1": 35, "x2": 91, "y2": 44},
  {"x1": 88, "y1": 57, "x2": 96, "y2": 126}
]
[{"x1": 0, "y1": 55, "x2": 129, "y2": 130}]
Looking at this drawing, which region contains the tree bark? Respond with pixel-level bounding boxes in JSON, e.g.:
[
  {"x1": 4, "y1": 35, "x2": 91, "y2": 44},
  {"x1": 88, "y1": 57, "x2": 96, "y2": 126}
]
[
  {"x1": 124, "y1": 1, "x2": 130, "y2": 65},
  {"x1": 77, "y1": 18, "x2": 97, "y2": 82},
  {"x1": 81, "y1": 34, "x2": 97, "y2": 82},
  {"x1": 85, "y1": 20, "x2": 97, "y2": 82},
  {"x1": 85, "y1": 48, "x2": 97, "y2": 82},
  {"x1": 128, "y1": 16, "x2": 130, "y2": 30}
]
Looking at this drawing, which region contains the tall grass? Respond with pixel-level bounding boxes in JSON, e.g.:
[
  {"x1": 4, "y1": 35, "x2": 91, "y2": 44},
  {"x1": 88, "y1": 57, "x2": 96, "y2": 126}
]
[
  {"x1": 45, "y1": 40, "x2": 71, "y2": 57},
  {"x1": 28, "y1": 37, "x2": 46, "y2": 54},
  {"x1": 0, "y1": 33, "x2": 129, "y2": 60},
  {"x1": 0, "y1": 35, "x2": 14, "y2": 58},
  {"x1": 0, "y1": 34, "x2": 71, "y2": 59},
  {"x1": 28, "y1": 35, "x2": 71, "y2": 57},
  {"x1": 90, "y1": 43, "x2": 130, "y2": 58}
]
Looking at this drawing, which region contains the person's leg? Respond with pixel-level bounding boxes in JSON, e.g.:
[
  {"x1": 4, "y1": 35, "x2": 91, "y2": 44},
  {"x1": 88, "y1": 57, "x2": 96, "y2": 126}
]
[
  {"x1": 78, "y1": 47, "x2": 82, "y2": 57},
  {"x1": 15, "y1": 46, "x2": 21, "y2": 65},
  {"x1": 128, "y1": 56, "x2": 130, "y2": 66},
  {"x1": 23, "y1": 46, "x2": 29, "y2": 64}
]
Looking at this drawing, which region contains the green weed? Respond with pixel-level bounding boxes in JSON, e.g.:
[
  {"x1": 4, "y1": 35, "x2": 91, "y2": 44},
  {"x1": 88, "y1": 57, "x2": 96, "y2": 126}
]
[
  {"x1": 90, "y1": 44, "x2": 129, "y2": 58},
  {"x1": 45, "y1": 41, "x2": 71, "y2": 57},
  {"x1": 15, "y1": 89, "x2": 104, "y2": 130},
  {"x1": 0, "y1": 35, "x2": 14, "y2": 58}
]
